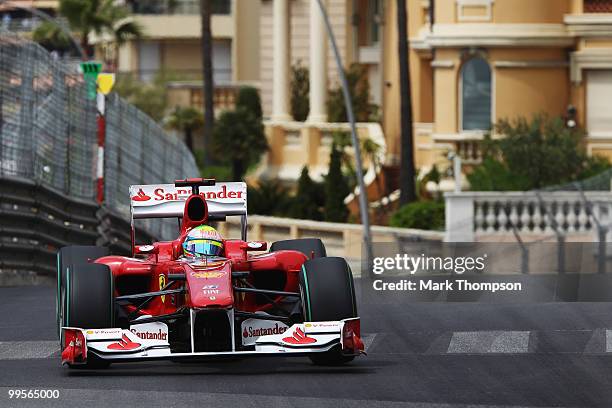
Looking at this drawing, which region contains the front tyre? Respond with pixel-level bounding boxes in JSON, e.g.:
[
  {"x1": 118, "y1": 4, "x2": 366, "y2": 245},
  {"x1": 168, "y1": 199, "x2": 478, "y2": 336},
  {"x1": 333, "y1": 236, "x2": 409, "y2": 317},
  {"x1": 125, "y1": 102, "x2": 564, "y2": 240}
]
[
  {"x1": 299, "y1": 257, "x2": 357, "y2": 365},
  {"x1": 62, "y1": 263, "x2": 114, "y2": 369},
  {"x1": 57, "y1": 246, "x2": 109, "y2": 345}
]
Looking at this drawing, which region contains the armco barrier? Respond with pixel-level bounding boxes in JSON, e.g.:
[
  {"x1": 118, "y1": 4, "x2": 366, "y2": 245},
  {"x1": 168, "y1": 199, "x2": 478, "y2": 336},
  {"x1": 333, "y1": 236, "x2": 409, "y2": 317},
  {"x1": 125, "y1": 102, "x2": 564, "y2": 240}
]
[{"x1": 0, "y1": 176, "x2": 155, "y2": 276}]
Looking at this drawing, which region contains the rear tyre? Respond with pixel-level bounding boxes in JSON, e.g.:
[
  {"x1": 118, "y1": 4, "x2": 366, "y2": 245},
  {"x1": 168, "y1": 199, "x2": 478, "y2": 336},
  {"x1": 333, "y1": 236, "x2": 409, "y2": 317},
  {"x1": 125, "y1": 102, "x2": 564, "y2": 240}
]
[
  {"x1": 270, "y1": 238, "x2": 327, "y2": 258},
  {"x1": 299, "y1": 257, "x2": 357, "y2": 366},
  {"x1": 57, "y1": 246, "x2": 109, "y2": 345},
  {"x1": 63, "y1": 263, "x2": 114, "y2": 369}
]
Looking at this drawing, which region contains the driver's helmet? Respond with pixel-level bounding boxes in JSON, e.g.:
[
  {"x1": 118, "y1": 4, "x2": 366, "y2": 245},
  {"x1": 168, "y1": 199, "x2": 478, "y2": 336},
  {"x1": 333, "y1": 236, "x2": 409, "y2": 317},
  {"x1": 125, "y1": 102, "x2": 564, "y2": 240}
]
[{"x1": 182, "y1": 225, "x2": 224, "y2": 257}]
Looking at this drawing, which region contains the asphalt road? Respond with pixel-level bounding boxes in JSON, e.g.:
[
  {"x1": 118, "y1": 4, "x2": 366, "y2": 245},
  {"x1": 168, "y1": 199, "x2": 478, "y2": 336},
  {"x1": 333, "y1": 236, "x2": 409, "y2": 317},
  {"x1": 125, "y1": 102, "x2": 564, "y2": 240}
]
[{"x1": 2, "y1": 283, "x2": 612, "y2": 407}]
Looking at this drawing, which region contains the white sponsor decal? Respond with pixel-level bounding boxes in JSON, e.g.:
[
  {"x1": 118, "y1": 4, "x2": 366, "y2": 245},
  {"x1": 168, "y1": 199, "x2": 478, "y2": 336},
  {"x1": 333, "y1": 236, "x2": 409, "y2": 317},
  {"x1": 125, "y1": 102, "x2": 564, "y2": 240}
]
[
  {"x1": 84, "y1": 328, "x2": 122, "y2": 340},
  {"x1": 129, "y1": 322, "x2": 169, "y2": 345},
  {"x1": 247, "y1": 242, "x2": 263, "y2": 249},
  {"x1": 304, "y1": 321, "x2": 341, "y2": 333},
  {"x1": 241, "y1": 318, "x2": 289, "y2": 346}
]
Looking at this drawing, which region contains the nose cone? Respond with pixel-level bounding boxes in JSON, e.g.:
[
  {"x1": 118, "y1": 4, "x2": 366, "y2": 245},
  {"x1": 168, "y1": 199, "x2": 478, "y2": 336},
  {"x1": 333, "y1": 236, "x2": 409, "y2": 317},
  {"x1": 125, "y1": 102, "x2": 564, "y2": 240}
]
[{"x1": 184, "y1": 260, "x2": 233, "y2": 308}]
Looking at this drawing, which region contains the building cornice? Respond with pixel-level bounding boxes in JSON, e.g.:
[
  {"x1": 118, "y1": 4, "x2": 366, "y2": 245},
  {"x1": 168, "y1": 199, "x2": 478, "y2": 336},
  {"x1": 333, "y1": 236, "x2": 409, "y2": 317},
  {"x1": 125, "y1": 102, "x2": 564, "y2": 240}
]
[
  {"x1": 411, "y1": 24, "x2": 574, "y2": 49},
  {"x1": 570, "y1": 49, "x2": 612, "y2": 83},
  {"x1": 564, "y1": 14, "x2": 612, "y2": 36},
  {"x1": 493, "y1": 60, "x2": 569, "y2": 68}
]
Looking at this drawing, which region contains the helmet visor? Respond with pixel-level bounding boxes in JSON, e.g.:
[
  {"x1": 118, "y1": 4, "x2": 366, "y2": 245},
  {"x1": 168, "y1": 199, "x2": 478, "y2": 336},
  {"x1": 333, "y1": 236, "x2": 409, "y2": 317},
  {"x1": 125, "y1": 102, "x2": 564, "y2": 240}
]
[{"x1": 183, "y1": 239, "x2": 223, "y2": 257}]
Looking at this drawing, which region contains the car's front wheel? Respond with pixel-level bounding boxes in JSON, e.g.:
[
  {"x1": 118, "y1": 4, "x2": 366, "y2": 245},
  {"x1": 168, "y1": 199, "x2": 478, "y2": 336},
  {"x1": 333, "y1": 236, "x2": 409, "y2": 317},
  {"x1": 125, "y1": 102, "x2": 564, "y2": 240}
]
[
  {"x1": 299, "y1": 257, "x2": 357, "y2": 365},
  {"x1": 61, "y1": 263, "x2": 114, "y2": 369}
]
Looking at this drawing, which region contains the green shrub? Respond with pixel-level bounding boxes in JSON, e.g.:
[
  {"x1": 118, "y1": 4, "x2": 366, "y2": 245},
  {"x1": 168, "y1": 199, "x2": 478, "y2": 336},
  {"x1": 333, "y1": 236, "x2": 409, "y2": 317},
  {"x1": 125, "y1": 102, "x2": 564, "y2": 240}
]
[
  {"x1": 212, "y1": 108, "x2": 267, "y2": 181},
  {"x1": 324, "y1": 143, "x2": 350, "y2": 222},
  {"x1": 327, "y1": 63, "x2": 379, "y2": 122},
  {"x1": 248, "y1": 180, "x2": 292, "y2": 216},
  {"x1": 468, "y1": 114, "x2": 612, "y2": 190},
  {"x1": 236, "y1": 86, "x2": 262, "y2": 120},
  {"x1": 290, "y1": 61, "x2": 309, "y2": 121},
  {"x1": 289, "y1": 166, "x2": 325, "y2": 220},
  {"x1": 390, "y1": 201, "x2": 445, "y2": 230}
]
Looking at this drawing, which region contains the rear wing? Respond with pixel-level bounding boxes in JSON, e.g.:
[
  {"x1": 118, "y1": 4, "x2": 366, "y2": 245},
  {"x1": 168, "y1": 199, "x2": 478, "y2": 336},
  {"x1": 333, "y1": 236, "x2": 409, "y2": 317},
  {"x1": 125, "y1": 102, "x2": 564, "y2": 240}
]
[{"x1": 129, "y1": 182, "x2": 247, "y2": 221}]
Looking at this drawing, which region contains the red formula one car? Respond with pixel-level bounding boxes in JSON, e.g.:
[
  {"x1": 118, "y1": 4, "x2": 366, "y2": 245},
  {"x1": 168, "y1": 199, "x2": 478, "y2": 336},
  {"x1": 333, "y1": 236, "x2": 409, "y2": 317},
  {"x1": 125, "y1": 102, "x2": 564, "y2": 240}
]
[{"x1": 58, "y1": 178, "x2": 363, "y2": 368}]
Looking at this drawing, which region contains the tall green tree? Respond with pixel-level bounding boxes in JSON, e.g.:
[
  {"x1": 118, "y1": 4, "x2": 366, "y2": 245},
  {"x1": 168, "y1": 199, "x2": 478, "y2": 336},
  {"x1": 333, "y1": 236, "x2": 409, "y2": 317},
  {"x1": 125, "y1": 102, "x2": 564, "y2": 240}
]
[
  {"x1": 236, "y1": 86, "x2": 263, "y2": 120},
  {"x1": 165, "y1": 106, "x2": 204, "y2": 152},
  {"x1": 397, "y1": 0, "x2": 417, "y2": 205},
  {"x1": 36, "y1": 0, "x2": 142, "y2": 58},
  {"x1": 324, "y1": 143, "x2": 350, "y2": 222},
  {"x1": 290, "y1": 166, "x2": 324, "y2": 220},
  {"x1": 212, "y1": 108, "x2": 267, "y2": 181},
  {"x1": 200, "y1": 0, "x2": 214, "y2": 166}
]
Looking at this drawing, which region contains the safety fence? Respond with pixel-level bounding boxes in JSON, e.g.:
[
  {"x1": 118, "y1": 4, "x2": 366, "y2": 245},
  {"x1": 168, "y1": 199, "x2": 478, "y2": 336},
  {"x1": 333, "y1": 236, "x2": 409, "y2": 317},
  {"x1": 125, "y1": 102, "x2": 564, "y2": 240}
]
[{"x1": 0, "y1": 35, "x2": 200, "y2": 275}]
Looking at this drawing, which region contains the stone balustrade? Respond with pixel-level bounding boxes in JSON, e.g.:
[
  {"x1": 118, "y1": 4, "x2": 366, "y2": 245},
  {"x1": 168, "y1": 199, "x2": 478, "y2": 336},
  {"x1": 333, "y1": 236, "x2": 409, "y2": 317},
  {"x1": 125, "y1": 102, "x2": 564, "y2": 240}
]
[{"x1": 445, "y1": 191, "x2": 612, "y2": 242}]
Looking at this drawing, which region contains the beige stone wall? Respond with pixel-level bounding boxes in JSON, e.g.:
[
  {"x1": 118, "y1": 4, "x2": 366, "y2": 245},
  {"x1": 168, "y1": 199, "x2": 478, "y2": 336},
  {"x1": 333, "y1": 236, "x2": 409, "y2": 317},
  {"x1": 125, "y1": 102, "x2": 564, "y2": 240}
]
[{"x1": 234, "y1": 0, "x2": 261, "y2": 82}]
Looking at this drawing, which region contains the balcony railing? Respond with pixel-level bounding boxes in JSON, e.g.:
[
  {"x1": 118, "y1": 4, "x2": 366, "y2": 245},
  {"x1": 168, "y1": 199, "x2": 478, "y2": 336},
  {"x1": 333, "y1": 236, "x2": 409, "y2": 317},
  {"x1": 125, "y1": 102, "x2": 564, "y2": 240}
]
[
  {"x1": 128, "y1": 0, "x2": 231, "y2": 15},
  {"x1": 584, "y1": 0, "x2": 612, "y2": 13}
]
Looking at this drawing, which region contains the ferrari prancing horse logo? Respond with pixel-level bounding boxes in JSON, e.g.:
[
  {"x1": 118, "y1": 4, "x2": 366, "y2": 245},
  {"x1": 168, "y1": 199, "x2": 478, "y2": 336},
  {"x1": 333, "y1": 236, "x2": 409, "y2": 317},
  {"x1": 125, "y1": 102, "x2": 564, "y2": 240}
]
[{"x1": 159, "y1": 274, "x2": 166, "y2": 303}]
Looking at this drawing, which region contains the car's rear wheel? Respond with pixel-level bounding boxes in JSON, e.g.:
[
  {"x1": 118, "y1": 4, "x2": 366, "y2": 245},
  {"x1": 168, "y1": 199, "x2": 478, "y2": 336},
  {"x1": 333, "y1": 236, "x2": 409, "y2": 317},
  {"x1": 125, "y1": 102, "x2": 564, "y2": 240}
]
[
  {"x1": 63, "y1": 263, "x2": 114, "y2": 369},
  {"x1": 299, "y1": 257, "x2": 357, "y2": 365},
  {"x1": 270, "y1": 238, "x2": 327, "y2": 258},
  {"x1": 57, "y1": 246, "x2": 109, "y2": 344}
]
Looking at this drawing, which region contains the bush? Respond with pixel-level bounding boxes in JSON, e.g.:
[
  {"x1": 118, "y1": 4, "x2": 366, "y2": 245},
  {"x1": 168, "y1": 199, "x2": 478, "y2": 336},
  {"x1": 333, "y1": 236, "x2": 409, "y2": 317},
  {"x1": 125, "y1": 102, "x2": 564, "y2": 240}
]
[
  {"x1": 248, "y1": 180, "x2": 292, "y2": 216},
  {"x1": 468, "y1": 114, "x2": 612, "y2": 190},
  {"x1": 390, "y1": 201, "x2": 445, "y2": 230},
  {"x1": 324, "y1": 143, "x2": 350, "y2": 222},
  {"x1": 289, "y1": 166, "x2": 324, "y2": 220},
  {"x1": 327, "y1": 63, "x2": 379, "y2": 122},
  {"x1": 236, "y1": 86, "x2": 262, "y2": 120},
  {"x1": 290, "y1": 61, "x2": 309, "y2": 121}
]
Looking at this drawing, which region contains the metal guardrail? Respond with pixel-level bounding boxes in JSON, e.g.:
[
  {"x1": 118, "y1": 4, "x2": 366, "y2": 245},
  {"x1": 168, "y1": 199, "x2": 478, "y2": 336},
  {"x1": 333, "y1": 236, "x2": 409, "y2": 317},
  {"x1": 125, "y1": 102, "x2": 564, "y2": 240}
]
[{"x1": 0, "y1": 176, "x2": 156, "y2": 276}]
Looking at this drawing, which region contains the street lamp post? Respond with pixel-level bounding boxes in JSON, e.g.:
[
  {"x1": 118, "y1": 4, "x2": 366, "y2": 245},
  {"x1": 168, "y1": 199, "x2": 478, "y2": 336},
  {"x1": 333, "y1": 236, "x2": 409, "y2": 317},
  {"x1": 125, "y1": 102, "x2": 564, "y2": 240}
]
[{"x1": 314, "y1": 0, "x2": 374, "y2": 274}]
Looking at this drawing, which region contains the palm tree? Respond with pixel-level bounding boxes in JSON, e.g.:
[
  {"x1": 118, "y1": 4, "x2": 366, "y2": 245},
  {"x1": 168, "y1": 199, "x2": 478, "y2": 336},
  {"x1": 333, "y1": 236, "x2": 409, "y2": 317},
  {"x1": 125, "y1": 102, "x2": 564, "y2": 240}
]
[
  {"x1": 397, "y1": 0, "x2": 417, "y2": 205},
  {"x1": 200, "y1": 0, "x2": 214, "y2": 166},
  {"x1": 37, "y1": 0, "x2": 142, "y2": 58},
  {"x1": 32, "y1": 21, "x2": 72, "y2": 53},
  {"x1": 165, "y1": 106, "x2": 204, "y2": 152}
]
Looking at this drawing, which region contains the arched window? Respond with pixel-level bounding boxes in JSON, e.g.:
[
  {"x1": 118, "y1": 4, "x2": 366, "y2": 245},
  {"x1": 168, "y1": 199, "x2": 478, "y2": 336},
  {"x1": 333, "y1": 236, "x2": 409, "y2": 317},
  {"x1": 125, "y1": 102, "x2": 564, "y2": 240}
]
[{"x1": 461, "y1": 57, "x2": 492, "y2": 131}]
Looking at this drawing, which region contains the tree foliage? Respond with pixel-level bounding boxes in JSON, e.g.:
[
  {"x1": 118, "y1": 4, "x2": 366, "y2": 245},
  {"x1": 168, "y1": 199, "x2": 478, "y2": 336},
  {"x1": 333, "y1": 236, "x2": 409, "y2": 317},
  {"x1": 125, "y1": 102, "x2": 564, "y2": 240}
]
[
  {"x1": 468, "y1": 114, "x2": 611, "y2": 191},
  {"x1": 165, "y1": 106, "x2": 204, "y2": 151},
  {"x1": 324, "y1": 143, "x2": 350, "y2": 222},
  {"x1": 40, "y1": 0, "x2": 142, "y2": 56},
  {"x1": 212, "y1": 108, "x2": 267, "y2": 181},
  {"x1": 113, "y1": 73, "x2": 169, "y2": 122},
  {"x1": 248, "y1": 180, "x2": 292, "y2": 216},
  {"x1": 390, "y1": 201, "x2": 445, "y2": 230},
  {"x1": 236, "y1": 86, "x2": 263, "y2": 121},
  {"x1": 327, "y1": 63, "x2": 379, "y2": 123},
  {"x1": 290, "y1": 61, "x2": 309, "y2": 121},
  {"x1": 289, "y1": 167, "x2": 325, "y2": 220}
]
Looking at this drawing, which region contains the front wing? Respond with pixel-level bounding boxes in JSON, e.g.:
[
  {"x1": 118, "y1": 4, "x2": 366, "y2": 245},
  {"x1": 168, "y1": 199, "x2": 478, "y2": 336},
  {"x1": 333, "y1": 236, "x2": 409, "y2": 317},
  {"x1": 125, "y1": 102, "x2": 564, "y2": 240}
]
[{"x1": 61, "y1": 318, "x2": 363, "y2": 365}]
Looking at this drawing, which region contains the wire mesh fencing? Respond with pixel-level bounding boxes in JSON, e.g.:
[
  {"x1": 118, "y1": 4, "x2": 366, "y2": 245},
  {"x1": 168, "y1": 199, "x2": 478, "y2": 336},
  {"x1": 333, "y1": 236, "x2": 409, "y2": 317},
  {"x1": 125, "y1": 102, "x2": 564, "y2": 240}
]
[
  {"x1": 0, "y1": 34, "x2": 200, "y2": 240},
  {"x1": 105, "y1": 93, "x2": 199, "y2": 239},
  {"x1": 0, "y1": 35, "x2": 98, "y2": 199}
]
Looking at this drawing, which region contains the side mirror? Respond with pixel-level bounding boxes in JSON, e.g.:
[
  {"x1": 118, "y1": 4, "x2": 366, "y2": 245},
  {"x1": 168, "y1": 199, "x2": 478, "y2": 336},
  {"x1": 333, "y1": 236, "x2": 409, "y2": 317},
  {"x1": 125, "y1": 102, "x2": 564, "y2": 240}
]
[
  {"x1": 241, "y1": 241, "x2": 268, "y2": 251},
  {"x1": 134, "y1": 244, "x2": 159, "y2": 255}
]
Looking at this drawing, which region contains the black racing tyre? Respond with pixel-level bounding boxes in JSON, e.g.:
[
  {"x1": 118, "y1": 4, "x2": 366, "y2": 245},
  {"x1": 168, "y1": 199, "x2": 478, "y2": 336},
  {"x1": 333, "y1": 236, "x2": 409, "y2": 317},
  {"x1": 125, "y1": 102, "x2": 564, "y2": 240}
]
[
  {"x1": 299, "y1": 257, "x2": 357, "y2": 366},
  {"x1": 57, "y1": 246, "x2": 109, "y2": 344},
  {"x1": 270, "y1": 238, "x2": 327, "y2": 258},
  {"x1": 64, "y1": 263, "x2": 114, "y2": 369}
]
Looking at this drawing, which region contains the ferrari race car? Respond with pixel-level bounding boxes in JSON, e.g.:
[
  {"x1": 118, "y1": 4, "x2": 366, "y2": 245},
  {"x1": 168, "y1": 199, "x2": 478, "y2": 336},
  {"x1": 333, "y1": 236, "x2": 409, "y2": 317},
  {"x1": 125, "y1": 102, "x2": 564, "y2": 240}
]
[{"x1": 58, "y1": 178, "x2": 363, "y2": 368}]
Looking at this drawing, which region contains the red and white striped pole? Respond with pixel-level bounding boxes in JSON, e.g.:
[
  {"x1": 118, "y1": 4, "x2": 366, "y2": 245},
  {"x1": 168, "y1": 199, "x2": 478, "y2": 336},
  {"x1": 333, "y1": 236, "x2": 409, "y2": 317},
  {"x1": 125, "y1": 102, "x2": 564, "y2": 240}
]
[
  {"x1": 94, "y1": 73, "x2": 114, "y2": 204},
  {"x1": 96, "y1": 92, "x2": 106, "y2": 204}
]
